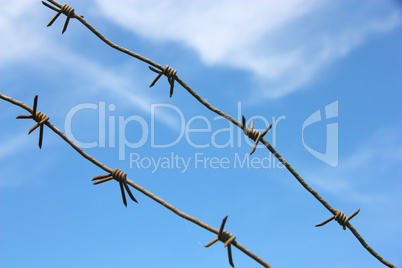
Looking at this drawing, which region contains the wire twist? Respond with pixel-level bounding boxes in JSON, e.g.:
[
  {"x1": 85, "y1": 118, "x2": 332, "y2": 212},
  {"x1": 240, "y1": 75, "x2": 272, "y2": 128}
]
[
  {"x1": 42, "y1": 1, "x2": 83, "y2": 34},
  {"x1": 242, "y1": 116, "x2": 273, "y2": 155},
  {"x1": 33, "y1": 111, "x2": 48, "y2": 123},
  {"x1": 16, "y1": 95, "x2": 49, "y2": 149},
  {"x1": 149, "y1": 65, "x2": 177, "y2": 97},
  {"x1": 92, "y1": 168, "x2": 138, "y2": 207},
  {"x1": 205, "y1": 216, "x2": 237, "y2": 267},
  {"x1": 316, "y1": 208, "x2": 360, "y2": 230}
]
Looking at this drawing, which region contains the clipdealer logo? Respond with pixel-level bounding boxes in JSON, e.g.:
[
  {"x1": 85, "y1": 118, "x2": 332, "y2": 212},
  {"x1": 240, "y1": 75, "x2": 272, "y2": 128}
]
[
  {"x1": 64, "y1": 102, "x2": 286, "y2": 159},
  {"x1": 64, "y1": 101, "x2": 339, "y2": 170}
]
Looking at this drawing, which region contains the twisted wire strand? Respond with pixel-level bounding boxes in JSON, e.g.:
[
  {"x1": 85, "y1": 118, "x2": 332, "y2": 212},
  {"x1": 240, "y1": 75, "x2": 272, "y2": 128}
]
[
  {"x1": 28, "y1": 111, "x2": 50, "y2": 135},
  {"x1": 42, "y1": 1, "x2": 83, "y2": 34},
  {"x1": 316, "y1": 208, "x2": 361, "y2": 231},
  {"x1": 112, "y1": 168, "x2": 127, "y2": 182},
  {"x1": 92, "y1": 168, "x2": 138, "y2": 207},
  {"x1": 242, "y1": 116, "x2": 272, "y2": 155},
  {"x1": 33, "y1": 111, "x2": 48, "y2": 123},
  {"x1": 149, "y1": 65, "x2": 177, "y2": 97},
  {"x1": 34, "y1": 1, "x2": 398, "y2": 267},
  {"x1": 205, "y1": 216, "x2": 237, "y2": 267},
  {"x1": 60, "y1": 3, "x2": 74, "y2": 17},
  {"x1": 334, "y1": 210, "x2": 348, "y2": 229},
  {"x1": 244, "y1": 123, "x2": 260, "y2": 140},
  {"x1": 220, "y1": 230, "x2": 236, "y2": 247},
  {"x1": 15, "y1": 95, "x2": 49, "y2": 148}
]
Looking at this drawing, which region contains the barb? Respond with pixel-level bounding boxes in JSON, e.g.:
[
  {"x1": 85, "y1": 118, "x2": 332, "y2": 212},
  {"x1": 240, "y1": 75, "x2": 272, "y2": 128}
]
[
  {"x1": 205, "y1": 216, "x2": 236, "y2": 267},
  {"x1": 242, "y1": 116, "x2": 273, "y2": 155},
  {"x1": 42, "y1": 1, "x2": 83, "y2": 34},
  {"x1": 316, "y1": 208, "x2": 360, "y2": 230},
  {"x1": 149, "y1": 65, "x2": 177, "y2": 97},
  {"x1": 92, "y1": 168, "x2": 138, "y2": 207},
  {"x1": 16, "y1": 95, "x2": 49, "y2": 148},
  {"x1": 0, "y1": 93, "x2": 271, "y2": 268}
]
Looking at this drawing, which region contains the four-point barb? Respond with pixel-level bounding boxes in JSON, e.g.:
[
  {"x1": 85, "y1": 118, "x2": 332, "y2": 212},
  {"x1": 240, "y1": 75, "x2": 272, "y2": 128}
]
[
  {"x1": 316, "y1": 208, "x2": 360, "y2": 230},
  {"x1": 16, "y1": 95, "x2": 49, "y2": 149},
  {"x1": 92, "y1": 168, "x2": 138, "y2": 207},
  {"x1": 42, "y1": 0, "x2": 83, "y2": 34},
  {"x1": 242, "y1": 116, "x2": 273, "y2": 155},
  {"x1": 205, "y1": 216, "x2": 237, "y2": 267},
  {"x1": 149, "y1": 65, "x2": 177, "y2": 97}
]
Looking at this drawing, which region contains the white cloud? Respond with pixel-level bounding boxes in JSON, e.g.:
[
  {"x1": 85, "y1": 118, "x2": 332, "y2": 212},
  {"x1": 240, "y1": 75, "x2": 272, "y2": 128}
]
[{"x1": 93, "y1": 0, "x2": 402, "y2": 99}]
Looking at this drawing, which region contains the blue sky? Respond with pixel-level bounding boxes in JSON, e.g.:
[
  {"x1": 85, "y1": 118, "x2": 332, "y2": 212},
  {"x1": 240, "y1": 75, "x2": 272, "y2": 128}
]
[{"x1": 0, "y1": 0, "x2": 401, "y2": 267}]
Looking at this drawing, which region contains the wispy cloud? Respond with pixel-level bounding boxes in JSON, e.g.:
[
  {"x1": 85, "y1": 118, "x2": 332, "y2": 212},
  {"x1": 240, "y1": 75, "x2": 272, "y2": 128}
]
[
  {"x1": 93, "y1": 0, "x2": 402, "y2": 100},
  {"x1": 307, "y1": 127, "x2": 402, "y2": 205}
]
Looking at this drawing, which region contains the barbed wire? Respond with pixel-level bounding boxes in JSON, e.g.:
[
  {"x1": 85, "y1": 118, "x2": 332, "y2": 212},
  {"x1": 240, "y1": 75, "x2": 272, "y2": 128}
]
[{"x1": 1, "y1": 0, "x2": 396, "y2": 267}]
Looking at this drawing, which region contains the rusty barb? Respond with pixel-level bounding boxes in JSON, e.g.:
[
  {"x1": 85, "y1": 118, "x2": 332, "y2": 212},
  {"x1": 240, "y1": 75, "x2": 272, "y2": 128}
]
[
  {"x1": 149, "y1": 65, "x2": 177, "y2": 97},
  {"x1": 42, "y1": 0, "x2": 83, "y2": 34},
  {"x1": 316, "y1": 208, "x2": 360, "y2": 230},
  {"x1": 242, "y1": 116, "x2": 273, "y2": 155},
  {"x1": 205, "y1": 216, "x2": 237, "y2": 267},
  {"x1": 16, "y1": 95, "x2": 49, "y2": 149},
  {"x1": 92, "y1": 168, "x2": 138, "y2": 207}
]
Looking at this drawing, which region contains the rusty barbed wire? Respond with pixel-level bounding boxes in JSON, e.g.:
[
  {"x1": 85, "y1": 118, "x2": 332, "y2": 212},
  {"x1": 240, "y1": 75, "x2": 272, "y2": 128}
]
[
  {"x1": 20, "y1": 1, "x2": 398, "y2": 267},
  {"x1": 242, "y1": 116, "x2": 273, "y2": 155},
  {"x1": 205, "y1": 216, "x2": 237, "y2": 267},
  {"x1": 149, "y1": 65, "x2": 177, "y2": 97},
  {"x1": 42, "y1": 1, "x2": 83, "y2": 34},
  {"x1": 92, "y1": 168, "x2": 138, "y2": 207},
  {"x1": 0, "y1": 92, "x2": 272, "y2": 267},
  {"x1": 316, "y1": 208, "x2": 361, "y2": 230},
  {"x1": 16, "y1": 95, "x2": 49, "y2": 148}
]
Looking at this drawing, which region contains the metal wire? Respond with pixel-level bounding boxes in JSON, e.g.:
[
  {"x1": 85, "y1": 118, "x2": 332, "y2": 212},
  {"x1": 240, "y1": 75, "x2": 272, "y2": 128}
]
[{"x1": 2, "y1": 1, "x2": 396, "y2": 267}]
